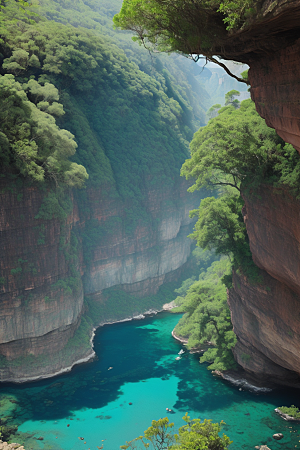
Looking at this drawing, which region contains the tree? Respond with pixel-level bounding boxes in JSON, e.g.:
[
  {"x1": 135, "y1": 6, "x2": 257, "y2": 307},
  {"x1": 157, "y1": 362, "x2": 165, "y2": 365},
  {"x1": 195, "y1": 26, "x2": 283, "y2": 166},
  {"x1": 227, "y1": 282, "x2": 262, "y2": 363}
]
[
  {"x1": 172, "y1": 413, "x2": 232, "y2": 450},
  {"x1": 0, "y1": 74, "x2": 88, "y2": 187},
  {"x1": 120, "y1": 417, "x2": 175, "y2": 449},
  {"x1": 0, "y1": 0, "x2": 39, "y2": 22},
  {"x1": 121, "y1": 415, "x2": 232, "y2": 450},
  {"x1": 181, "y1": 99, "x2": 284, "y2": 193},
  {"x1": 207, "y1": 104, "x2": 221, "y2": 120},
  {"x1": 189, "y1": 195, "x2": 247, "y2": 260},
  {"x1": 113, "y1": 0, "x2": 256, "y2": 80},
  {"x1": 174, "y1": 258, "x2": 237, "y2": 371},
  {"x1": 224, "y1": 90, "x2": 240, "y2": 108}
]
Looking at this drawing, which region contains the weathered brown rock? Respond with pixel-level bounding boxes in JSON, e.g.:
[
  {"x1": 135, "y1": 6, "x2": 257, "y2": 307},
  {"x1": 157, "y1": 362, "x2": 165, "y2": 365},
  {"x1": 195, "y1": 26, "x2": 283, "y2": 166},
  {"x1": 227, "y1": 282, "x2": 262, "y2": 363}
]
[
  {"x1": 229, "y1": 267, "x2": 300, "y2": 387},
  {"x1": 242, "y1": 185, "x2": 300, "y2": 296},
  {"x1": 83, "y1": 179, "x2": 198, "y2": 296},
  {"x1": 228, "y1": 185, "x2": 300, "y2": 386},
  {"x1": 249, "y1": 40, "x2": 300, "y2": 153}
]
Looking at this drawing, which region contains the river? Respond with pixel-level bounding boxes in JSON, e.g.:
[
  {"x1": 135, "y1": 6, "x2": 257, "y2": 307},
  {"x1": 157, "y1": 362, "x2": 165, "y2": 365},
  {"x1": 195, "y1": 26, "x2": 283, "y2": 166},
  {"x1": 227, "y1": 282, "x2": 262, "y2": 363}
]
[{"x1": 1, "y1": 311, "x2": 300, "y2": 450}]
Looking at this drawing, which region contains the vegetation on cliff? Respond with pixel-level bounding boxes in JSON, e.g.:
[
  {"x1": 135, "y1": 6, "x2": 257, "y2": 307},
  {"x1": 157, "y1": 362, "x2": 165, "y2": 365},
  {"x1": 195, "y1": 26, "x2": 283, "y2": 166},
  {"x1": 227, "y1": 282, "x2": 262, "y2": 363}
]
[
  {"x1": 173, "y1": 94, "x2": 300, "y2": 371},
  {"x1": 182, "y1": 97, "x2": 300, "y2": 276},
  {"x1": 113, "y1": 0, "x2": 264, "y2": 71},
  {"x1": 0, "y1": 0, "x2": 210, "y2": 226},
  {"x1": 0, "y1": 74, "x2": 88, "y2": 187},
  {"x1": 0, "y1": 0, "x2": 210, "y2": 303},
  {"x1": 0, "y1": 0, "x2": 213, "y2": 381},
  {"x1": 174, "y1": 258, "x2": 237, "y2": 371},
  {"x1": 121, "y1": 414, "x2": 232, "y2": 450}
]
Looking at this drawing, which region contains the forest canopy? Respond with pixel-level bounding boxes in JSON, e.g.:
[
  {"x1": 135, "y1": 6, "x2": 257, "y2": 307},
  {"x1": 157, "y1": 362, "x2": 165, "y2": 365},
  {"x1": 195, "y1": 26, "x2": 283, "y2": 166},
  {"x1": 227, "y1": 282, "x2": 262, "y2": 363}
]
[{"x1": 0, "y1": 73, "x2": 88, "y2": 187}]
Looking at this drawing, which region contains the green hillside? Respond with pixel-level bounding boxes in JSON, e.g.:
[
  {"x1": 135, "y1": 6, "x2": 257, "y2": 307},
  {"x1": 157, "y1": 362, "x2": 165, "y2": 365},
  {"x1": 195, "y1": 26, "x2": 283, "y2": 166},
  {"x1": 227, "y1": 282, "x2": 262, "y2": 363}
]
[{"x1": 0, "y1": 0, "x2": 211, "y2": 213}]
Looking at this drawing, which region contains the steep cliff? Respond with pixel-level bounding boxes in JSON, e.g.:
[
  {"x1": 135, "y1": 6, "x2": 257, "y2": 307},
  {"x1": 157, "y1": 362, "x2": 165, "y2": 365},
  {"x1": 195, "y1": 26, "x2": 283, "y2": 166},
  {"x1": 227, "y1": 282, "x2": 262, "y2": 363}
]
[
  {"x1": 224, "y1": 2, "x2": 300, "y2": 385},
  {"x1": 227, "y1": 185, "x2": 300, "y2": 386},
  {"x1": 112, "y1": 0, "x2": 300, "y2": 387},
  {"x1": 0, "y1": 176, "x2": 90, "y2": 382},
  {"x1": 83, "y1": 180, "x2": 197, "y2": 298},
  {"x1": 0, "y1": 174, "x2": 202, "y2": 382}
]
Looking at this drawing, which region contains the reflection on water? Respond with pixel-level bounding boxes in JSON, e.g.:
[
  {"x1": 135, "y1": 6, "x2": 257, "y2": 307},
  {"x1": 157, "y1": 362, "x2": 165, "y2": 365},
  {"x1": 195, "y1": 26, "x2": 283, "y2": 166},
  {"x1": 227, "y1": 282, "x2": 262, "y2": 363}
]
[{"x1": 0, "y1": 312, "x2": 299, "y2": 450}]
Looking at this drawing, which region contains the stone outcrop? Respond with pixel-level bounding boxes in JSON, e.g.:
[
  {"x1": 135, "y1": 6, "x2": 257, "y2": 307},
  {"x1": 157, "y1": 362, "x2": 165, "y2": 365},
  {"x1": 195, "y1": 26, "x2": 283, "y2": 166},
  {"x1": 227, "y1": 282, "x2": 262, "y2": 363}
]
[
  {"x1": 206, "y1": 0, "x2": 300, "y2": 387},
  {"x1": 229, "y1": 269, "x2": 300, "y2": 387},
  {"x1": 0, "y1": 176, "x2": 201, "y2": 382},
  {"x1": 0, "y1": 179, "x2": 90, "y2": 382}
]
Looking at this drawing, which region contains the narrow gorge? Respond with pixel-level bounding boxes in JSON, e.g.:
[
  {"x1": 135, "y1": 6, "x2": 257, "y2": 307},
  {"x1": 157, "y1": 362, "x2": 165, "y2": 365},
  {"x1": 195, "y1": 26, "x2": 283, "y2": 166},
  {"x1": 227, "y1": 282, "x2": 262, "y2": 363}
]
[{"x1": 2, "y1": 0, "x2": 300, "y2": 393}]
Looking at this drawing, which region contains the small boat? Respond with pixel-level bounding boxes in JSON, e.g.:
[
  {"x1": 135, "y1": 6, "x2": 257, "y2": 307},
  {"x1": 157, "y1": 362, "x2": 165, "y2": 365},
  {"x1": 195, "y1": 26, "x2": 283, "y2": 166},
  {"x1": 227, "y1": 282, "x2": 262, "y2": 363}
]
[
  {"x1": 178, "y1": 349, "x2": 185, "y2": 355},
  {"x1": 175, "y1": 356, "x2": 181, "y2": 360}
]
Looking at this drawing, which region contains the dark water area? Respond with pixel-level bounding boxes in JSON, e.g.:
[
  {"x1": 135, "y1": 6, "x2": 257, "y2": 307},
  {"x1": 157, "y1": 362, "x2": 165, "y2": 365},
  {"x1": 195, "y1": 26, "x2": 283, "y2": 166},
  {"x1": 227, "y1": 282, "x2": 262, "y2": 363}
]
[{"x1": 0, "y1": 312, "x2": 300, "y2": 450}]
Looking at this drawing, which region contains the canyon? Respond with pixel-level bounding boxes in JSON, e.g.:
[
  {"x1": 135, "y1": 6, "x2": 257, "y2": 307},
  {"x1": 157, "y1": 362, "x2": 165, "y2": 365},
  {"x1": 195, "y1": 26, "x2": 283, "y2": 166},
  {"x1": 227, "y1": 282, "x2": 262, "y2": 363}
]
[{"x1": 3, "y1": 0, "x2": 300, "y2": 389}]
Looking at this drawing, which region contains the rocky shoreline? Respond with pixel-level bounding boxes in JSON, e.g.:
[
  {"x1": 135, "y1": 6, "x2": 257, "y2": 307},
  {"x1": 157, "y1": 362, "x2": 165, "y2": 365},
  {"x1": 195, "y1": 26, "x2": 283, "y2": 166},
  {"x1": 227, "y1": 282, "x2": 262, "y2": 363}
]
[
  {"x1": 171, "y1": 330, "x2": 274, "y2": 393},
  {"x1": 7, "y1": 327, "x2": 97, "y2": 384},
  {"x1": 7, "y1": 302, "x2": 178, "y2": 384},
  {"x1": 171, "y1": 329, "x2": 214, "y2": 354},
  {"x1": 275, "y1": 408, "x2": 300, "y2": 422},
  {"x1": 0, "y1": 441, "x2": 25, "y2": 450},
  {"x1": 213, "y1": 370, "x2": 272, "y2": 393}
]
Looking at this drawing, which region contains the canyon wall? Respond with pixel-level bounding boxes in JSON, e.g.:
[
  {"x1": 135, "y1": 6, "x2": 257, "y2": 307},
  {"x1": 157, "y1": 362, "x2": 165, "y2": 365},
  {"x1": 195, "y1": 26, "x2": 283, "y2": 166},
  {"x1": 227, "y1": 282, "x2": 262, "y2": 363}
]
[
  {"x1": 249, "y1": 40, "x2": 300, "y2": 154},
  {"x1": 228, "y1": 185, "x2": 300, "y2": 387},
  {"x1": 213, "y1": 1, "x2": 300, "y2": 387},
  {"x1": 83, "y1": 181, "x2": 196, "y2": 298},
  {"x1": 0, "y1": 176, "x2": 200, "y2": 382}
]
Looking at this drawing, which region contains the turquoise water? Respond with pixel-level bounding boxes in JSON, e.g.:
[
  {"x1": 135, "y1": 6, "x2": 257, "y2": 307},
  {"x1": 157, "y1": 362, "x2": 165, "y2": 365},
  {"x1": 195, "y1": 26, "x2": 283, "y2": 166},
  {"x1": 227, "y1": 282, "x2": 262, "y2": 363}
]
[{"x1": 1, "y1": 311, "x2": 300, "y2": 450}]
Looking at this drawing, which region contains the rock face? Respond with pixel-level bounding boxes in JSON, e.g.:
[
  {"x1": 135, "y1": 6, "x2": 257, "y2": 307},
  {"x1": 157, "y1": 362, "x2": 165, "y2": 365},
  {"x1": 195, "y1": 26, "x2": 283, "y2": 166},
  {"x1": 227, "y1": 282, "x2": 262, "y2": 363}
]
[
  {"x1": 0, "y1": 176, "x2": 200, "y2": 382},
  {"x1": 83, "y1": 181, "x2": 196, "y2": 297},
  {"x1": 228, "y1": 185, "x2": 300, "y2": 387},
  {"x1": 208, "y1": 0, "x2": 300, "y2": 387},
  {"x1": 0, "y1": 179, "x2": 91, "y2": 382},
  {"x1": 249, "y1": 40, "x2": 300, "y2": 153}
]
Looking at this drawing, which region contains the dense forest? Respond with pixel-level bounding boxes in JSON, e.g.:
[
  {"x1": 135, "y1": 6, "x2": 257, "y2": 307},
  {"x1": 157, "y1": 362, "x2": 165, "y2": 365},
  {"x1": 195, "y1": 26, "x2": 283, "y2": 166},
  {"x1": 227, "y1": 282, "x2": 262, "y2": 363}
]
[{"x1": 2, "y1": 0, "x2": 300, "y2": 375}]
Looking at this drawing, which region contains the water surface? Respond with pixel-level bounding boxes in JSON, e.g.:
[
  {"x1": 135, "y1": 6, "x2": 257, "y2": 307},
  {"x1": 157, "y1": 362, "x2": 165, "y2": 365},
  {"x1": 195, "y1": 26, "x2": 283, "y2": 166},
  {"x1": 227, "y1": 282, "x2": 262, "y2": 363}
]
[{"x1": 1, "y1": 312, "x2": 300, "y2": 449}]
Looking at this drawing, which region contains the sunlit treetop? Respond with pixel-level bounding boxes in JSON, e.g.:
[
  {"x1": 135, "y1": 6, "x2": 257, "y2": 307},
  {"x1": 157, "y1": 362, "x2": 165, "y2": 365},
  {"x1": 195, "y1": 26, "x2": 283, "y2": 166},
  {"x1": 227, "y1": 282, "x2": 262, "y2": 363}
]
[{"x1": 0, "y1": 0, "x2": 40, "y2": 23}]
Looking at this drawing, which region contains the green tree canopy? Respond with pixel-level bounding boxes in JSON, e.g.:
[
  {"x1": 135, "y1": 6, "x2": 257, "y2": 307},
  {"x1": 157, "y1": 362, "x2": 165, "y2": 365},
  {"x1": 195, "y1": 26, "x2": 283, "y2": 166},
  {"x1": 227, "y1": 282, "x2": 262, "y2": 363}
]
[
  {"x1": 121, "y1": 414, "x2": 232, "y2": 450},
  {"x1": 113, "y1": 0, "x2": 259, "y2": 61},
  {"x1": 0, "y1": 74, "x2": 88, "y2": 187},
  {"x1": 224, "y1": 89, "x2": 240, "y2": 108},
  {"x1": 181, "y1": 99, "x2": 286, "y2": 193},
  {"x1": 174, "y1": 258, "x2": 237, "y2": 371}
]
